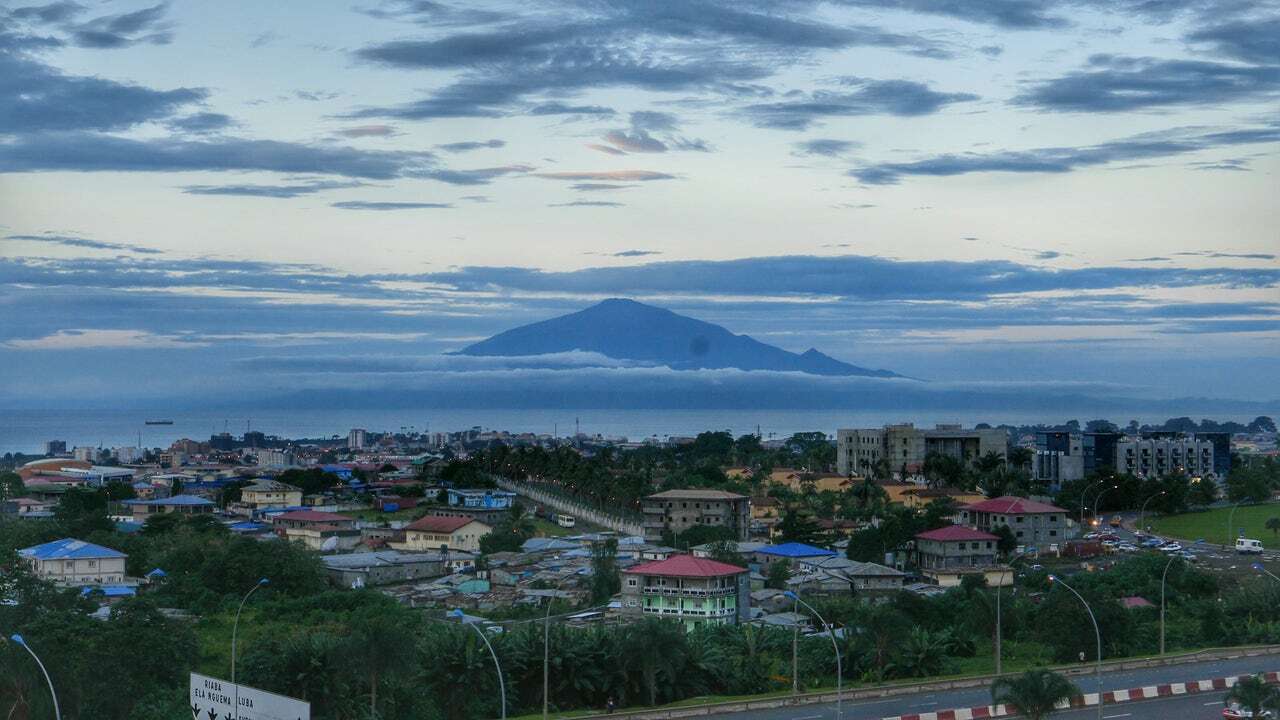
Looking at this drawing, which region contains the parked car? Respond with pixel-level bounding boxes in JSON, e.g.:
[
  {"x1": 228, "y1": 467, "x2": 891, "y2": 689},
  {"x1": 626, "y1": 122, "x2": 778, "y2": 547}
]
[
  {"x1": 1161, "y1": 542, "x2": 1184, "y2": 552},
  {"x1": 1142, "y1": 538, "x2": 1165, "y2": 548},
  {"x1": 1084, "y1": 532, "x2": 1101, "y2": 540},
  {"x1": 1177, "y1": 551, "x2": 1197, "y2": 561},
  {"x1": 1118, "y1": 543, "x2": 1139, "y2": 552}
]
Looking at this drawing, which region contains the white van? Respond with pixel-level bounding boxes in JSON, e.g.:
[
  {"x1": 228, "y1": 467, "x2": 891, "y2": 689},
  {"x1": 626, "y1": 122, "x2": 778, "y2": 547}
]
[{"x1": 1236, "y1": 538, "x2": 1264, "y2": 554}]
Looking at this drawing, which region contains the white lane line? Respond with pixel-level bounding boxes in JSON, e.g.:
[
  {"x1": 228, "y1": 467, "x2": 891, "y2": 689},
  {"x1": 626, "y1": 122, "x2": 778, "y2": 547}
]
[
  {"x1": 1205, "y1": 701, "x2": 1222, "y2": 706},
  {"x1": 1103, "y1": 714, "x2": 1131, "y2": 719},
  {"x1": 792, "y1": 714, "x2": 823, "y2": 720}
]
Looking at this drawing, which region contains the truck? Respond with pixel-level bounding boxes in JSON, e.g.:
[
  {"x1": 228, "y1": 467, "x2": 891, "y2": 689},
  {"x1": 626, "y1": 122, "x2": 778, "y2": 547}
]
[{"x1": 1236, "y1": 538, "x2": 1264, "y2": 555}]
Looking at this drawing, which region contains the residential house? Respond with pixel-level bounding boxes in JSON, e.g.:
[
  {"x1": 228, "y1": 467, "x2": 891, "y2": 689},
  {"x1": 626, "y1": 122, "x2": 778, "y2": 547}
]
[
  {"x1": 20, "y1": 538, "x2": 128, "y2": 586},
  {"x1": 322, "y1": 550, "x2": 451, "y2": 588},
  {"x1": 620, "y1": 555, "x2": 750, "y2": 631},
  {"x1": 397, "y1": 515, "x2": 492, "y2": 553},
  {"x1": 271, "y1": 510, "x2": 360, "y2": 551},
  {"x1": 641, "y1": 489, "x2": 751, "y2": 542},
  {"x1": 752, "y1": 542, "x2": 836, "y2": 568},
  {"x1": 123, "y1": 494, "x2": 216, "y2": 519},
  {"x1": 914, "y1": 525, "x2": 999, "y2": 587},
  {"x1": 958, "y1": 496, "x2": 1071, "y2": 547},
  {"x1": 239, "y1": 480, "x2": 303, "y2": 513},
  {"x1": 766, "y1": 469, "x2": 851, "y2": 494},
  {"x1": 430, "y1": 488, "x2": 516, "y2": 524}
]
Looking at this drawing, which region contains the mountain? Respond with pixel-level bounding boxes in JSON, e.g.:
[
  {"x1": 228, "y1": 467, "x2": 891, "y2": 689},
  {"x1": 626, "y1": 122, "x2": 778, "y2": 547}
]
[{"x1": 455, "y1": 298, "x2": 901, "y2": 378}]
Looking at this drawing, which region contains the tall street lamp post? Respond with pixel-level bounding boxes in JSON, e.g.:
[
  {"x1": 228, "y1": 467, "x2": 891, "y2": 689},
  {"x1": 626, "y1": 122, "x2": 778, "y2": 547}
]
[
  {"x1": 1091, "y1": 486, "x2": 1117, "y2": 529},
  {"x1": 232, "y1": 577, "x2": 269, "y2": 719},
  {"x1": 1226, "y1": 500, "x2": 1246, "y2": 550},
  {"x1": 994, "y1": 551, "x2": 1030, "y2": 676},
  {"x1": 1161, "y1": 540, "x2": 1203, "y2": 655},
  {"x1": 7, "y1": 634, "x2": 61, "y2": 720},
  {"x1": 1079, "y1": 480, "x2": 1108, "y2": 526},
  {"x1": 1048, "y1": 575, "x2": 1102, "y2": 720},
  {"x1": 451, "y1": 609, "x2": 507, "y2": 720},
  {"x1": 1138, "y1": 491, "x2": 1165, "y2": 534},
  {"x1": 784, "y1": 590, "x2": 841, "y2": 720}
]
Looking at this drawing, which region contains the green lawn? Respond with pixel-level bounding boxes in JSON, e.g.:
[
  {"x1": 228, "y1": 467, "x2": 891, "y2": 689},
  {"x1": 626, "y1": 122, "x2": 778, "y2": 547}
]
[{"x1": 1149, "y1": 502, "x2": 1280, "y2": 548}]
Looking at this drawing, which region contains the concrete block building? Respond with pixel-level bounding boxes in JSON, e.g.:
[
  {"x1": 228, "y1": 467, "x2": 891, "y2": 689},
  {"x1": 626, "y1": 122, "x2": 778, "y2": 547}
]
[
  {"x1": 20, "y1": 538, "x2": 128, "y2": 586},
  {"x1": 837, "y1": 424, "x2": 1006, "y2": 477},
  {"x1": 958, "y1": 496, "x2": 1070, "y2": 546},
  {"x1": 642, "y1": 489, "x2": 750, "y2": 542},
  {"x1": 621, "y1": 555, "x2": 749, "y2": 630}
]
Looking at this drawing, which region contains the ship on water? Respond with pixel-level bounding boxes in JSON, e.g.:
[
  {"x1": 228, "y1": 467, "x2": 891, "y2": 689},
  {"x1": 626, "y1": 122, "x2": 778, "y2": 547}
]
[{"x1": 144, "y1": 419, "x2": 174, "y2": 425}]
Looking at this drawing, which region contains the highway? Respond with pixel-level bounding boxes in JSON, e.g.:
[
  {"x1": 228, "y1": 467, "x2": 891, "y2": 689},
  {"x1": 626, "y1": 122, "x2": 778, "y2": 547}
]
[{"x1": 696, "y1": 652, "x2": 1280, "y2": 720}]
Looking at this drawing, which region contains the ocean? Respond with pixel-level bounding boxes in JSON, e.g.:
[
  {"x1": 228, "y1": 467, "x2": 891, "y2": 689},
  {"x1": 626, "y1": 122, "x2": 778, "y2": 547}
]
[{"x1": 0, "y1": 407, "x2": 1263, "y2": 455}]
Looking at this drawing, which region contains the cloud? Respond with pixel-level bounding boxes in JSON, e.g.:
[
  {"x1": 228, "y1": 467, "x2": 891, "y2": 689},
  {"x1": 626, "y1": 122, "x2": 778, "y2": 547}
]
[
  {"x1": 335, "y1": 124, "x2": 400, "y2": 138},
  {"x1": 612, "y1": 249, "x2": 661, "y2": 257},
  {"x1": 5, "y1": 328, "x2": 199, "y2": 350},
  {"x1": 528, "y1": 102, "x2": 616, "y2": 116},
  {"x1": 793, "y1": 138, "x2": 858, "y2": 156},
  {"x1": 827, "y1": 0, "x2": 1069, "y2": 29},
  {"x1": 979, "y1": 45, "x2": 1004, "y2": 57},
  {"x1": 9, "y1": 2, "x2": 86, "y2": 25},
  {"x1": 248, "y1": 30, "x2": 279, "y2": 48},
  {"x1": 330, "y1": 200, "x2": 452, "y2": 210},
  {"x1": 570, "y1": 183, "x2": 635, "y2": 191},
  {"x1": 832, "y1": 202, "x2": 876, "y2": 209},
  {"x1": 630, "y1": 111, "x2": 679, "y2": 132},
  {"x1": 181, "y1": 180, "x2": 364, "y2": 198},
  {"x1": 436, "y1": 139, "x2": 505, "y2": 153},
  {"x1": 294, "y1": 89, "x2": 341, "y2": 102},
  {"x1": 741, "y1": 79, "x2": 978, "y2": 130},
  {"x1": 532, "y1": 170, "x2": 676, "y2": 182},
  {"x1": 65, "y1": 3, "x2": 173, "y2": 49},
  {"x1": 1173, "y1": 251, "x2": 1277, "y2": 260},
  {"x1": 1015, "y1": 55, "x2": 1280, "y2": 112},
  {"x1": 850, "y1": 122, "x2": 1280, "y2": 184},
  {"x1": 586, "y1": 143, "x2": 628, "y2": 156},
  {"x1": 5, "y1": 233, "x2": 162, "y2": 255},
  {"x1": 417, "y1": 164, "x2": 533, "y2": 184},
  {"x1": 1187, "y1": 18, "x2": 1280, "y2": 65},
  {"x1": 547, "y1": 200, "x2": 624, "y2": 207},
  {"x1": 357, "y1": 0, "x2": 510, "y2": 27},
  {"x1": 165, "y1": 112, "x2": 234, "y2": 134},
  {"x1": 600, "y1": 129, "x2": 668, "y2": 153}
]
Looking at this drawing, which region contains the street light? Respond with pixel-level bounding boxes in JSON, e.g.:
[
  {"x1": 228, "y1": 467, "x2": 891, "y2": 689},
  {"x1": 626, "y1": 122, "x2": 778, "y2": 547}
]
[
  {"x1": 1091, "y1": 486, "x2": 1117, "y2": 528},
  {"x1": 451, "y1": 609, "x2": 507, "y2": 720},
  {"x1": 1160, "y1": 539, "x2": 1203, "y2": 655},
  {"x1": 232, "y1": 577, "x2": 269, "y2": 719},
  {"x1": 1047, "y1": 575, "x2": 1102, "y2": 720},
  {"x1": 542, "y1": 581, "x2": 570, "y2": 720},
  {"x1": 784, "y1": 590, "x2": 842, "y2": 720},
  {"x1": 1079, "y1": 480, "x2": 1109, "y2": 525},
  {"x1": 7, "y1": 634, "x2": 61, "y2": 720},
  {"x1": 1252, "y1": 563, "x2": 1280, "y2": 584},
  {"x1": 1138, "y1": 491, "x2": 1165, "y2": 534},
  {"x1": 1226, "y1": 500, "x2": 1246, "y2": 550},
  {"x1": 994, "y1": 551, "x2": 1031, "y2": 676}
]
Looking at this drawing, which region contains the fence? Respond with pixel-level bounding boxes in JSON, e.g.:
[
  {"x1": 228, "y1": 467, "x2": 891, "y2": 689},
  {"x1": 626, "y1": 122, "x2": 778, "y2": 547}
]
[{"x1": 495, "y1": 477, "x2": 645, "y2": 536}]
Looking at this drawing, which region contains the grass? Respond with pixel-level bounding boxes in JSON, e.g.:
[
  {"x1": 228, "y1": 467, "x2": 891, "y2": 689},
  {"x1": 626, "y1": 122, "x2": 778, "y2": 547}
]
[{"x1": 1149, "y1": 502, "x2": 1280, "y2": 548}]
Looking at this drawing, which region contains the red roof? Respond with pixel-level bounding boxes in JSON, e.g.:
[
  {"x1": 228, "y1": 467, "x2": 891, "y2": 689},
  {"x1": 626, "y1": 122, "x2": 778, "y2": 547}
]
[
  {"x1": 405, "y1": 515, "x2": 484, "y2": 533},
  {"x1": 964, "y1": 496, "x2": 1066, "y2": 514},
  {"x1": 915, "y1": 525, "x2": 999, "y2": 542},
  {"x1": 1121, "y1": 596, "x2": 1155, "y2": 609},
  {"x1": 623, "y1": 554, "x2": 747, "y2": 578},
  {"x1": 272, "y1": 510, "x2": 351, "y2": 523}
]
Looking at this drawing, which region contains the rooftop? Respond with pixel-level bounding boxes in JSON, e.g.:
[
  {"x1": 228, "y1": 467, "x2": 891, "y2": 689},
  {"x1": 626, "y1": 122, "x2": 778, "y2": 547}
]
[
  {"x1": 405, "y1": 515, "x2": 488, "y2": 533},
  {"x1": 623, "y1": 554, "x2": 748, "y2": 578},
  {"x1": 646, "y1": 489, "x2": 748, "y2": 500},
  {"x1": 964, "y1": 496, "x2": 1066, "y2": 514},
  {"x1": 757, "y1": 542, "x2": 837, "y2": 558},
  {"x1": 272, "y1": 510, "x2": 351, "y2": 523},
  {"x1": 915, "y1": 525, "x2": 999, "y2": 542},
  {"x1": 245, "y1": 479, "x2": 302, "y2": 492},
  {"x1": 124, "y1": 495, "x2": 215, "y2": 507},
  {"x1": 21, "y1": 538, "x2": 127, "y2": 560}
]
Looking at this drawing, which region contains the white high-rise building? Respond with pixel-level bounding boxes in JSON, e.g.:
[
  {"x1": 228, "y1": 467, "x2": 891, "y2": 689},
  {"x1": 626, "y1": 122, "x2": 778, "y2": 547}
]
[
  {"x1": 112, "y1": 446, "x2": 142, "y2": 464},
  {"x1": 348, "y1": 428, "x2": 368, "y2": 450},
  {"x1": 73, "y1": 446, "x2": 97, "y2": 463}
]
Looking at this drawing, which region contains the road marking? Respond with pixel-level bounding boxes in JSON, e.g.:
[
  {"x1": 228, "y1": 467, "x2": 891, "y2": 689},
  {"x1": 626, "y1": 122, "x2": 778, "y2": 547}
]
[
  {"x1": 909, "y1": 702, "x2": 937, "y2": 707},
  {"x1": 1206, "y1": 700, "x2": 1223, "y2": 705},
  {"x1": 792, "y1": 714, "x2": 823, "y2": 719},
  {"x1": 1103, "y1": 714, "x2": 1131, "y2": 719}
]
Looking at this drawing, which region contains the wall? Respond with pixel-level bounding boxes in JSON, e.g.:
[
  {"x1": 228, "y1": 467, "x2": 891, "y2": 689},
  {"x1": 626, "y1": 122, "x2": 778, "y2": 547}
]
[{"x1": 496, "y1": 477, "x2": 644, "y2": 536}]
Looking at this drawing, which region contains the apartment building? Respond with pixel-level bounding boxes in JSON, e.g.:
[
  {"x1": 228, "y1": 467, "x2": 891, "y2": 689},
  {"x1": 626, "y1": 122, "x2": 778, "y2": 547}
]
[
  {"x1": 620, "y1": 554, "x2": 749, "y2": 630},
  {"x1": 20, "y1": 538, "x2": 128, "y2": 586},
  {"x1": 642, "y1": 489, "x2": 751, "y2": 542},
  {"x1": 1117, "y1": 435, "x2": 1216, "y2": 478},
  {"x1": 958, "y1": 496, "x2": 1070, "y2": 546},
  {"x1": 837, "y1": 424, "x2": 1007, "y2": 477}
]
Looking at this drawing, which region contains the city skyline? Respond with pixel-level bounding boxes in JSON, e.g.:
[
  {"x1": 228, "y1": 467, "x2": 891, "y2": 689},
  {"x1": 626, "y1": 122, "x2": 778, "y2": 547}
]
[{"x1": 1, "y1": 0, "x2": 1277, "y2": 405}]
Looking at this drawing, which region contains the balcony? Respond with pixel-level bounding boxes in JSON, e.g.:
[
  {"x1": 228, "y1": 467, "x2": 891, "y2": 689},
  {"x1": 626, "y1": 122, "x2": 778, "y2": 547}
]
[{"x1": 643, "y1": 586, "x2": 736, "y2": 597}]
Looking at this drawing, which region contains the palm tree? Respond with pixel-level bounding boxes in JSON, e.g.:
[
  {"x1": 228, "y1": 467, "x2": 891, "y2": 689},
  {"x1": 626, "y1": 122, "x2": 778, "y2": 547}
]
[
  {"x1": 1266, "y1": 517, "x2": 1280, "y2": 538},
  {"x1": 346, "y1": 604, "x2": 418, "y2": 718},
  {"x1": 991, "y1": 669, "x2": 1082, "y2": 720},
  {"x1": 1224, "y1": 673, "x2": 1280, "y2": 716},
  {"x1": 622, "y1": 617, "x2": 688, "y2": 705}
]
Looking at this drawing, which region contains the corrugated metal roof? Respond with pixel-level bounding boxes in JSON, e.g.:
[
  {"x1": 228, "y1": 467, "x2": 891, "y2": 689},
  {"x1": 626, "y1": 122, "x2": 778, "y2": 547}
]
[{"x1": 21, "y1": 538, "x2": 127, "y2": 560}]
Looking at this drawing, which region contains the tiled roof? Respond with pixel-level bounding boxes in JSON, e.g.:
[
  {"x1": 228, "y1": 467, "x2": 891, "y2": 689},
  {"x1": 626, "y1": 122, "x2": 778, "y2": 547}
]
[
  {"x1": 272, "y1": 510, "x2": 351, "y2": 523},
  {"x1": 623, "y1": 554, "x2": 747, "y2": 578},
  {"x1": 647, "y1": 489, "x2": 747, "y2": 500},
  {"x1": 405, "y1": 515, "x2": 485, "y2": 533},
  {"x1": 915, "y1": 525, "x2": 999, "y2": 542},
  {"x1": 20, "y1": 538, "x2": 127, "y2": 560},
  {"x1": 964, "y1": 496, "x2": 1066, "y2": 514}
]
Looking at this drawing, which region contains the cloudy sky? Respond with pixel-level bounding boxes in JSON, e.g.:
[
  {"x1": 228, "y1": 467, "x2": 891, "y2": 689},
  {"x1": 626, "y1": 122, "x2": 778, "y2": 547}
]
[{"x1": 0, "y1": 0, "x2": 1277, "y2": 408}]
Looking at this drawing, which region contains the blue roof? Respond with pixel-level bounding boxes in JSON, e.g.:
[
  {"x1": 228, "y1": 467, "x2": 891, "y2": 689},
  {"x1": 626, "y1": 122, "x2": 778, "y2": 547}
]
[
  {"x1": 114, "y1": 521, "x2": 145, "y2": 534},
  {"x1": 124, "y1": 494, "x2": 214, "y2": 507},
  {"x1": 757, "y1": 542, "x2": 836, "y2": 558},
  {"x1": 21, "y1": 538, "x2": 127, "y2": 560},
  {"x1": 146, "y1": 568, "x2": 167, "y2": 577},
  {"x1": 81, "y1": 585, "x2": 136, "y2": 597},
  {"x1": 229, "y1": 521, "x2": 268, "y2": 531}
]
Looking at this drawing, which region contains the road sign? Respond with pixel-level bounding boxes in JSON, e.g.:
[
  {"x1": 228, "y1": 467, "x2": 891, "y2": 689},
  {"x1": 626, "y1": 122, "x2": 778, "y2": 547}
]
[{"x1": 189, "y1": 672, "x2": 310, "y2": 720}]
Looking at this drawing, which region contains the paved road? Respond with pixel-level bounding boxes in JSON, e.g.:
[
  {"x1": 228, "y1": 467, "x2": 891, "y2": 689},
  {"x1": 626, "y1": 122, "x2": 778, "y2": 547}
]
[
  {"x1": 1055, "y1": 691, "x2": 1240, "y2": 719},
  {"x1": 701, "y1": 652, "x2": 1279, "y2": 720}
]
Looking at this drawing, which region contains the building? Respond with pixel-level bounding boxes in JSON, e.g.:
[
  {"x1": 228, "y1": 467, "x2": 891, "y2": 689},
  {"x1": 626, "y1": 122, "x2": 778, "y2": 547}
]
[
  {"x1": 348, "y1": 428, "x2": 368, "y2": 450},
  {"x1": 958, "y1": 496, "x2": 1070, "y2": 546},
  {"x1": 430, "y1": 488, "x2": 517, "y2": 524},
  {"x1": 641, "y1": 489, "x2": 751, "y2": 542},
  {"x1": 123, "y1": 494, "x2": 216, "y2": 519},
  {"x1": 1031, "y1": 431, "x2": 1084, "y2": 489},
  {"x1": 19, "y1": 538, "x2": 128, "y2": 586},
  {"x1": 837, "y1": 424, "x2": 1007, "y2": 477},
  {"x1": 914, "y1": 526, "x2": 998, "y2": 585},
  {"x1": 56, "y1": 465, "x2": 135, "y2": 487},
  {"x1": 787, "y1": 556, "x2": 907, "y2": 595},
  {"x1": 765, "y1": 469, "x2": 851, "y2": 493},
  {"x1": 1193, "y1": 432, "x2": 1232, "y2": 479},
  {"x1": 620, "y1": 554, "x2": 750, "y2": 630},
  {"x1": 397, "y1": 515, "x2": 492, "y2": 553},
  {"x1": 271, "y1": 510, "x2": 360, "y2": 551},
  {"x1": 111, "y1": 446, "x2": 143, "y2": 464},
  {"x1": 322, "y1": 550, "x2": 457, "y2": 588},
  {"x1": 752, "y1": 542, "x2": 836, "y2": 567},
  {"x1": 43, "y1": 440, "x2": 66, "y2": 455},
  {"x1": 252, "y1": 448, "x2": 294, "y2": 467},
  {"x1": 239, "y1": 479, "x2": 303, "y2": 512},
  {"x1": 1117, "y1": 435, "x2": 1216, "y2": 479},
  {"x1": 1082, "y1": 431, "x2": 1124, "y2": 477},
  {"x1": 72, "y1": 446, "x2": 97, "y2": 463}
]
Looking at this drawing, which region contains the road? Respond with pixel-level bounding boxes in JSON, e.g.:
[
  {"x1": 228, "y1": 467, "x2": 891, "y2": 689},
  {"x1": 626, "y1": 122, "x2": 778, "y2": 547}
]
[
  {"x1": 698, "y1": 652, "x2": 1279, "y2": 720},
  {"x1": 1055, "y1": 692, "x2": 1241, "y2": 719}
]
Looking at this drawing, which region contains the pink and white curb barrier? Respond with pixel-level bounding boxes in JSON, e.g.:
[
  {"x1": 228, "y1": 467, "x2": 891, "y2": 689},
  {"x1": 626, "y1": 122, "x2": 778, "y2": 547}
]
[{"x1": 882, "y1": 670, "x2": 1280, "y2": 720}]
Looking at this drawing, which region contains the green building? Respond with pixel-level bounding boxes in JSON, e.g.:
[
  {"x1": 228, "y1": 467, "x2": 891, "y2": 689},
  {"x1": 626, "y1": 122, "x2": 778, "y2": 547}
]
[{"x1": 620, "y1": 554, "x2": 749, "y2": 631}]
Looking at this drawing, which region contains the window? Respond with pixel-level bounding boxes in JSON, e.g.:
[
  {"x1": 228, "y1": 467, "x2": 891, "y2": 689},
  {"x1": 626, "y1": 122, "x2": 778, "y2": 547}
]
[
  {"x1": 627, "y1": 578, "x2": 637, "y2": 586},
  {"x1": 1049, "y1": 530, "x2": 1057, "y2": 537},
  {"x1": 1016, "y1": 531, "x2": 1024, "y2": 538},
  {"x1": 1016, "y1": 516, "x2": 1024, "y2": 523}
]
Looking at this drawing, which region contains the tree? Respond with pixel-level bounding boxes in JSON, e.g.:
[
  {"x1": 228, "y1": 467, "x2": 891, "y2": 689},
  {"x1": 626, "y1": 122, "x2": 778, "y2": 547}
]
[
  {"x1": 990, "y1": 669, "x2": 1082, "y2": 720},
  {"x1": 888, "y1": 627, "x2": 946, "y2": 678},
  {"x1": 1248, "y1": 416, "x2": 1277, "y2": 434},
  {"x1": 993, "y1": 524, "x2": 1018, "y2": 556},
  {"x1": 1223, "y1": 673, "x2": 1280, "y2": 716},
  {"x1": 1268, "y1": 518, "x2": 1280, "y2": 537},
  {"x1": 1188, "y1": 476, "x2": 1219, "y2": 508},
  {"x1": 764, "y1": 560, "x2": 791, "y2": 589},
  {"x1": 922, "y1": 452, "x2": 967, "y2": 489},
  {"x1": 777, "y1": 509, "x2": 821, "y2": 545},
  {"x1": 590, "y1": 538, "x2": 620, "y2": 605},
  {"x1": 621, "y1": 617, "x2": 688, "y2": 705},
  {"x1": 346, "y1": 603, "x2": 418, "y2": 718},
  {"x1": 706, "y1": 540, "x2": 743, "y2": 566}
]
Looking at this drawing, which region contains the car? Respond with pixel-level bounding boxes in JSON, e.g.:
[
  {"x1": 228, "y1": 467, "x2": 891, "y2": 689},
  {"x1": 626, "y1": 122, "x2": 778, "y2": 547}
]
[
  {"x1": 1236, "y1": 538, "x2": 1265, "y2": 555},
  {"x1": 1177, "y1": 551, "x2": 1197, "y2": 561},
  {"x1": 1161, "y1": 542, "x2": 1184, "y2": 552},
  {"x1": 1084, "y1": 532, "x2": 1101, "y2": 540},
  {"x1": 1142, "y1": 538, "x2": 1165, "y2": 548},
  {"x1": 1118, "y1": 543, "x2": 1139, "y2": 552},
  {"x1": 1224, "y1": 704, "x2": 1273, "y2": 719},
  {"x1": 1099, "y1": 533, "x2": 1121, "y2": 542}
]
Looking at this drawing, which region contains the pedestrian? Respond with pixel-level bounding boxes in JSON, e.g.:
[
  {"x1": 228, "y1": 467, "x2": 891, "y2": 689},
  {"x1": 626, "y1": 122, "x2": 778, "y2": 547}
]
[{"x1": 606, "y1": 697, "x2": 615, "y2": 714}]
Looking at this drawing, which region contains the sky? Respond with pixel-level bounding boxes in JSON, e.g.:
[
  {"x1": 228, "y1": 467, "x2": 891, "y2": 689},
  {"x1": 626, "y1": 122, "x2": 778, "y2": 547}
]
[{"x1": 0, "y1": 0, "x2": 1277, "y2": 409}]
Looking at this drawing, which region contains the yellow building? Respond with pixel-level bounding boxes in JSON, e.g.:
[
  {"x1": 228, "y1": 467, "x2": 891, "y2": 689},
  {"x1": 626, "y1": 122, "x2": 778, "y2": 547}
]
[
  {"x1": 240, "y1": 479, "x2": 303, "y2": 511},
  {"x1": 396, "y1": 515, "x2": 492, "y2": 553}
]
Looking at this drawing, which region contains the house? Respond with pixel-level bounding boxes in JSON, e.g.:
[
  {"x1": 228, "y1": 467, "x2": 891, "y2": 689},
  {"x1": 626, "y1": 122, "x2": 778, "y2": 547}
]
[
  {"x1": 396, "y1": 515, "x2": 492, "y2": 553},
  {"x1": 239, "y1": 480, "x2": 303, "y2": 512},
  {"x1": 753, "y1": 542, "x2": 837, "y2": 567},
  {"x1": 431, "y1": 488, "x2": 516, "y2": 524},
  {"x1": 123, "y1": 494, "x2": 216, "y2": 519},
  {"x1": 20, "y1": 538, "x2": 128, "y2": 586},
  {"x1": 641, "y1": 489, "x2": 751, "y2": 542},
  {"x1": 749, "y1": 496, "x2": 783, "y2": 535},
  {"x1": 1121, "y1": 596, "x2": 1155, "y2": 610},
  {"x1": 914, "y1": 525, "x2": 999, "y2": 587},
  {"x1": 271, "y1": 510, "x2": 360, "y2": 551},
  {"x1": 958, "y1": 496, "x2": 1071, "y2": 547},
  {"x1": 766, "y1": 469, "x2": 851, "y2": 494},
  {"x1": 792, "y1": 555, "x2": 906, "y2": 595},
  {"x1": 620, "y1": 554, "x2": 750, "y2": 631},
  {"x1": 322, "y1": 550, "x2": 452, "y2": 588}
]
